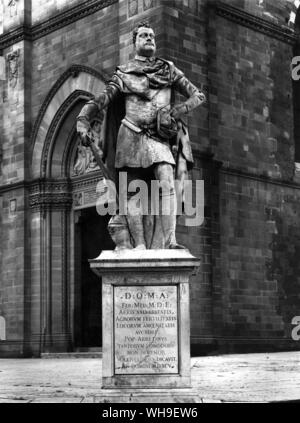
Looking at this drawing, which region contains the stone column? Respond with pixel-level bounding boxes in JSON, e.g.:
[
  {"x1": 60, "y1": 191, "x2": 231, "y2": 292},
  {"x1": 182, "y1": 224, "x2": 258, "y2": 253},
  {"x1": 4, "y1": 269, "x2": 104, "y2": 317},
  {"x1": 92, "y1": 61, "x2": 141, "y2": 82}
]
[
  {"x1": 28, "y1": 180, "x2": 72, "y2": 355},
  {"x1": 90, "y1": 249, "x2": 201, "y2": 403}
]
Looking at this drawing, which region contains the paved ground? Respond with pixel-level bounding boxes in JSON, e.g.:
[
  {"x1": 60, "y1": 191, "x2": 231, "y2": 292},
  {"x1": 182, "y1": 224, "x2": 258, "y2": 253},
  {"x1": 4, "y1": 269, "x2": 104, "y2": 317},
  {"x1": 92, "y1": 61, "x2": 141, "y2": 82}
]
[{"x1": 0, "y1": 352, "x2": 299, "y2": 403}]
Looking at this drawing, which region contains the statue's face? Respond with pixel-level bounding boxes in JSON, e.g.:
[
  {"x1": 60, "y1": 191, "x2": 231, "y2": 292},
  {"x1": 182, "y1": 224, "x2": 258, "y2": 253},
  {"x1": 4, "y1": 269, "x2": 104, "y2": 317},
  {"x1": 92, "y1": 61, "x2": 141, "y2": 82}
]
[{"x1": 135, "y1": 27, "x2": 156, "y2": 57}]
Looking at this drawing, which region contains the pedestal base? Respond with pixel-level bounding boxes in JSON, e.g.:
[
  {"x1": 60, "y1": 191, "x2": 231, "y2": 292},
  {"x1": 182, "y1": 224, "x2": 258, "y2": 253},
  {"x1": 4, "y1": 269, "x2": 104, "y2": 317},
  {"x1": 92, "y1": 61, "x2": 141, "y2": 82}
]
[
  {"x1": 90, "y1": 249, "x2": 200, "y2": 390},
  {"x1": 84, "y1": 388, "x2": 201, "y2": 403}
]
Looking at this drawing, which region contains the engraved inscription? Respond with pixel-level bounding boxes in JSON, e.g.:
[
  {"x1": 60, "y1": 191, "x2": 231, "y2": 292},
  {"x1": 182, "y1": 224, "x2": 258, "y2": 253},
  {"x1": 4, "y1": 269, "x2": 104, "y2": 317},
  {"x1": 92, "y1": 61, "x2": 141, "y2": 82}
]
[
  {"x1": 114, "y1": 286, "x2": 178, "y2": 374},
  {"x1": 72, "y1": 189, "x2": 99, "y2": 209},
  {"x1": 84, "y1": 189, "x2": 98, "y2": 206}
]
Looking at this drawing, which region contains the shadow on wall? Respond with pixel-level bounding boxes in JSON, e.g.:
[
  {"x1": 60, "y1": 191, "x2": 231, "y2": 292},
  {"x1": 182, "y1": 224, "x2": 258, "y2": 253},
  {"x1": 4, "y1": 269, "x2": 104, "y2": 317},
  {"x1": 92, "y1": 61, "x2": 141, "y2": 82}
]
[
  {"x1": 269, "y1": 43, "x2": 294, "y2": 180},
  {"x1": 266, "y1": 207, "x2": 300, "y2": 338}
]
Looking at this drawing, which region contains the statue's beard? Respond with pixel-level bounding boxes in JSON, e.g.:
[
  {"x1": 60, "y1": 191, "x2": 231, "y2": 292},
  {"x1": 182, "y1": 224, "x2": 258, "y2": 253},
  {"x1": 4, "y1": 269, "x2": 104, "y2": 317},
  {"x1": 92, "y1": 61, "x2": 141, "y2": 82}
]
[{"x1": 136, "y1": 46, "x2": 156, "y2": 57}]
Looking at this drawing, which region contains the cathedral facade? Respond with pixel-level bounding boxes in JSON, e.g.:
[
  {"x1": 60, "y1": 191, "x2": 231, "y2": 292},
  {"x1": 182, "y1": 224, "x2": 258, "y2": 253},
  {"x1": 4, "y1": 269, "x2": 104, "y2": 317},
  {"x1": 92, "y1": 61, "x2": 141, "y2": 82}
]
[{"x1": 0, "y1": 0, "x2": 300, "y2": 357}]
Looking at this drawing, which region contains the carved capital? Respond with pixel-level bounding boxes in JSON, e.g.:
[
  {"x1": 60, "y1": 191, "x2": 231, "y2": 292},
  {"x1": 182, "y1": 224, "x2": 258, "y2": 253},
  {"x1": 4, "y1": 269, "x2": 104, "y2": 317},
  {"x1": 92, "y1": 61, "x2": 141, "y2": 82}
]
[{"x1": 29, "y1": 179, "x2": 72, "y2": 212}]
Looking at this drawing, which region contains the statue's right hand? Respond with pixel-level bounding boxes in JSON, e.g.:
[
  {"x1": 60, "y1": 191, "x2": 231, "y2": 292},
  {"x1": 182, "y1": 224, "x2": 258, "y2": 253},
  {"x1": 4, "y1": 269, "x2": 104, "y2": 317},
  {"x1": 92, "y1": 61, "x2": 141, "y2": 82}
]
[
  {"x1": 77, "y1": 120, "x2": 91, "y2": 146},
  {"x1": 172, "y1": 145, "x2": 178, "y2": 158},
  {"x1": 77, "y1": 119, "x2": 89, "y2": 134},
  {"x1": 79, "y1": 132, "x2": 91, "y2": 147}
]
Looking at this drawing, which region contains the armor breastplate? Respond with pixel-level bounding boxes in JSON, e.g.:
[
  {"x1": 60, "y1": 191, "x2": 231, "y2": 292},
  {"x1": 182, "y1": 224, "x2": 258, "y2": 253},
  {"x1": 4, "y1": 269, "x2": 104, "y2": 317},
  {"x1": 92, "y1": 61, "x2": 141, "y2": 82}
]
[{"x1": 125, "y1": 88, "x2": 171, "y2": 127}]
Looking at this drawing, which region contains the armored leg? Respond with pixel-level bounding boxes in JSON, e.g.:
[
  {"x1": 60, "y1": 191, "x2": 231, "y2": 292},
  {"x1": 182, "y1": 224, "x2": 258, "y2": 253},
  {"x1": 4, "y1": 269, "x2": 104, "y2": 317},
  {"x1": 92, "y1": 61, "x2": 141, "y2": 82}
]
[
  {"x1": 126, "y1": 205, "x2": 146, "y2": 249},
  {"x1": 153, "y1": 163, "x2": 186, "y2": 249},
  {"x1": 120, "y1": 169, "x2": 147, "y2": 250}
]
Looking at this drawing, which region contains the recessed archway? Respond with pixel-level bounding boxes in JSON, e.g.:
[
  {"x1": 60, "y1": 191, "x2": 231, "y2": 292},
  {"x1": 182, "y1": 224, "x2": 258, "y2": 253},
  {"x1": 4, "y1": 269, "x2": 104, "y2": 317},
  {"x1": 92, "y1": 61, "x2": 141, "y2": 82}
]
[
  {"x1": 31, "y1": 65, "x2": 107, "y2": 179},
  {"x1": 28, "y1": 65, "x2": 110, "y2": 355}
]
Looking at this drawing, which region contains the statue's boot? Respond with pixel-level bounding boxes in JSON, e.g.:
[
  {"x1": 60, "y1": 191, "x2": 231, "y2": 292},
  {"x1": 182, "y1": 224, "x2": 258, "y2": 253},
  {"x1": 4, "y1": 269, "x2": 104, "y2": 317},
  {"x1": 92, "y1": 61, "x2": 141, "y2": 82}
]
[
  {"x1": 153, "y1": 163, "x2": 188, "y2": 250},
  {"x1": 161, "y1": 212, "x2": 186, "y2": 250},
  {"x1": 160, "y1": 191, "x2": 186, "y2": 250},
  {"x1": 126, "y1": 214, "x2": 146, "y2": 250},
  {"x1": 125, "y1": 193, "x2": 147, "y2": 249}
]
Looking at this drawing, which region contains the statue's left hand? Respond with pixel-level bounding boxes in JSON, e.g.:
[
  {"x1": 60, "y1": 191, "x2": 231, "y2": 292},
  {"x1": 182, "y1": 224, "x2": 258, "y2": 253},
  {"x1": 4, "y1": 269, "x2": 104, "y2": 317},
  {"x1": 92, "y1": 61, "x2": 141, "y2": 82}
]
[
  {"x1": 170, "y1": 103, "x2": 188, "y2": 119},
  {"x1": 77, "y1": 119, "x2": 92, "y2": 146},
  {"x1": 172, "y1": 145, "x2": 178, "y2": 158}
]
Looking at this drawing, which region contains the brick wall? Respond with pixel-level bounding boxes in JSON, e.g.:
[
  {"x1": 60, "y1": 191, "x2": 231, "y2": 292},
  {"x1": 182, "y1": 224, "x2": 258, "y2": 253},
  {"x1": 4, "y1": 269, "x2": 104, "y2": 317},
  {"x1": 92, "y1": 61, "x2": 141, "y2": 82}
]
[
  {"x1": 0, "y1": 190, "x2": 25, "y2": 345},
  {"x1": 207, "y1": 0, "x2": 300, "y2": 351},
  {"x1": 30, "y1": 2, "x2": 120, "y2": 128},
  {"x1": 209, "y1": 14, "x2": 294, "y2": 180},
  {"x1": 214, "y1": 172, "x2": 300, "y2": 350},
  {"x1": 31, "y1": 0, "x2": 82, "y2": 25},
  {"x1": 1, "y1": 41, "x2": 27, "y2": 185}
]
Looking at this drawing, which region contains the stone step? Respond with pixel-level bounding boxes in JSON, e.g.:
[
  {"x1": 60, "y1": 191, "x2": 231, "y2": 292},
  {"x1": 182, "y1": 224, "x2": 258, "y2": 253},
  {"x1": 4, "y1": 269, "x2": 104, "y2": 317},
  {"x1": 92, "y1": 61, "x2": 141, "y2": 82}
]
[
  {"x1": 41, "y1": 349, "x2": 102, "y2": 359},
  {"x1": 75, "y1": 347, "x2": 102, "y2": 352},
  {"x1": 86, "y1": 388, "x2": 204, "y2": 403}
]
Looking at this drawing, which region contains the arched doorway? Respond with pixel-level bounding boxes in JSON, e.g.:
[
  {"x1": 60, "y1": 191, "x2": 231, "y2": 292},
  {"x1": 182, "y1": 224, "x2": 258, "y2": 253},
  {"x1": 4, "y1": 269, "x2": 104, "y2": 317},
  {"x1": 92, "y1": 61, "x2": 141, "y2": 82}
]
[
  {"x1": 29, "y1": 66, "x2": 114, "y2": 354},
  {"x1": 73, "y1": 207, "x2": 112, "y2": 348}
]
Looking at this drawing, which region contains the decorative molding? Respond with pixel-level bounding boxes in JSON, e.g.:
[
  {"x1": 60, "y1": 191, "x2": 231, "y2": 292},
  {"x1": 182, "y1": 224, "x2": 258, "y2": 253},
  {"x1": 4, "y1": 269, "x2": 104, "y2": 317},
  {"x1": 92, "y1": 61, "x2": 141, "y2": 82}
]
[
  {"x1": 185, "y1": 150, "x2": 300, "y2": 190},
  {"x1": 2, "y1": 164, "x2": 300, "y2": 199},
  {"x1": 0, "y1": 0, "x2": 118, "y2": 51},
  {"x1": 31, "y1": 0, "x2": 117, "y2": 41},
  {"x1": 220, "y1": 165, "x2": 300, "y2": 190},
  {"x1": 6, "y1": 49, "x2": 19, "y2": 88},
  {"x1": 0, "y1": 180, "x2": 27, "y2": 194},
  {"x1": 28, "y1": 174, "x2": 105, "y2": 212},
  {"x1": 71, "y1": 171, "x2": 103, "y2": 191},
  {"x1": 29, "y1": 179, "x2": 72, "y2": 211},
  {"x1": 214, "y1": 1, "x2": 298, "y2": 45},
  {"x1": 29, "y1": 179, "x2": 70, "y2": 195},
  {"x1": 0, "y1": 25, "x2": 31, "y2": 52},
  {"x1": 0, "y1": 0, "x2": 297, "y2": 51},
  {"x1": 29, "y1": 192, "x2": 72, "y2": 211}
]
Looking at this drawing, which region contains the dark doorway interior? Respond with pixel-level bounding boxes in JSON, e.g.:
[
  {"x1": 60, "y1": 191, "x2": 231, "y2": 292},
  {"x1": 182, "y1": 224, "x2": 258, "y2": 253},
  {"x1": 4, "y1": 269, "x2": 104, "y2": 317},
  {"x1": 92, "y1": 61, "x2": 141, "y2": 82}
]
[{"x1": 74, "y1": 207, "x2": 114, "y2": 348}]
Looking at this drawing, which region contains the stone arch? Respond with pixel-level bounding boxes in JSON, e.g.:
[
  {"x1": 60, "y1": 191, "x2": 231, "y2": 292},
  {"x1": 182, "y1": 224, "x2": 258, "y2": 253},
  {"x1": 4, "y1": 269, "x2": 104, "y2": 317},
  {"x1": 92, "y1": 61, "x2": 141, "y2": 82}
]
[
  {"x1": 30, "y1": 64, "x2": 107, "y2": 179},
  {"x1": 28, "y1": 65, "x2": 110, "y2": 356}
]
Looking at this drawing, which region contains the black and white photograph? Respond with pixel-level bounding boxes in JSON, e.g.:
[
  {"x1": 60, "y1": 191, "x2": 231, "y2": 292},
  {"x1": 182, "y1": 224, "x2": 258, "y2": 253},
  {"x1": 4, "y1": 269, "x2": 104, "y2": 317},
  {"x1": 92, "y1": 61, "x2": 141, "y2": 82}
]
[{"x1": 0, "y1": 0, "x2": 300, "y2": 409}]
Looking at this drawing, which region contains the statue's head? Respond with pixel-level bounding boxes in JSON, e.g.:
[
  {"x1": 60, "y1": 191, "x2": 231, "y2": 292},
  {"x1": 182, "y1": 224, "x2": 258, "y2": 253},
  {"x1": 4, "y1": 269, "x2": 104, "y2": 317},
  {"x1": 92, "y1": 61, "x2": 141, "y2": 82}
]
[{"x1": 133, "y1": 21, "x2": 156, "y2": 57}]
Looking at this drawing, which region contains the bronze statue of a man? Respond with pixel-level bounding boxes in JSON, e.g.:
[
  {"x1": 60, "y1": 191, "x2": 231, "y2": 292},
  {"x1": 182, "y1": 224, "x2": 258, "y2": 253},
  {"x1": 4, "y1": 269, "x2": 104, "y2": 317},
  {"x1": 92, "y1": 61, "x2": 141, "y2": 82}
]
[{"x1": 77, "y1": 21, "x2": 206, "y2": 250}]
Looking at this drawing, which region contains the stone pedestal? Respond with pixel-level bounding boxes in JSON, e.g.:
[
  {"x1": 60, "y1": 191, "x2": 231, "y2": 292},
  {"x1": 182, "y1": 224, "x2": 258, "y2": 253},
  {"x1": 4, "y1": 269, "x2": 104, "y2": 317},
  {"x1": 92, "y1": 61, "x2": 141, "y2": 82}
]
[{"x1": 90, "y1": 250, "x2": 200, "y2": 390}]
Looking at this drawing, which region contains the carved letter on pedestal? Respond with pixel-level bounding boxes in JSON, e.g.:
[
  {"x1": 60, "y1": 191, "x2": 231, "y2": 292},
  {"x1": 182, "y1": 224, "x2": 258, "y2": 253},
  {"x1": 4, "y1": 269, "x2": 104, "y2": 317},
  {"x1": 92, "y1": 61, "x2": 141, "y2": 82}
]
[{"x1": 114, "y1": 285, "x2": 178, "y2": 375}]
